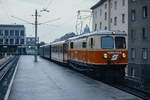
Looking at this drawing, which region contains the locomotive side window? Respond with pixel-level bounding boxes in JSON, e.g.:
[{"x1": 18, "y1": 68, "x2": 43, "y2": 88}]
[
  {"x1": 82, "y1": 42, "x2": 87, "y2": 48},
  {"x1": 115, "y1": 37, "x2": 126, "y2": 49},
  {"x1": 70, "y1": 42, "x2": 74, "y2": 49},
  {"x1": 90, "y1": 38, "x2": 94, "y2": 48},
  {"x1": 101, "y1": 36, "x2": 114, "y2": 49}
]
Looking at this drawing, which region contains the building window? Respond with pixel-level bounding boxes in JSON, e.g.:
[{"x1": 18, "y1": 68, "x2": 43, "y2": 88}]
[
  {"x1": 131, "y1": 67, "x2": 135, "y2": 78},
  {"x1": 142, "y1": 28, "x2": 147, "y2": 40},
  {"x1": 10, "y1": 30, "x2": 14, "y2": 36},
  {"x1": 10, "y1": 39, "x2": 14, "y2": 45},
  {"x1": 131, "y1": 48, "x2": 136, "y2": 59},
  {"x1": 110, "y1": 2, "x2": 113, "y2": 8},
  {"x1": 5, "y1": 30, "x2": 9, "y2": 36},
  {"x1": 94, "y1": 10, "x2": 97, "y2": 18},
  {"x1": 130, "y1": 29, "x2": 136, "y2": 40},
  {"x1": 114, "y1": 17, "x2": 117, "y2": 25},
  {"x1": 100, "y1": 22, "x2": 102, "y2": 30},
  {"x1": 142, "y1": 48, "x2": 148, "y2": 60},
  {"x1": 131, "y1": 9, "x2": 136, "y2": 21},
  {"x1": 122, "y1": 14, "x2": 125, "y2": 23},
  {"x1": 100, "y1": 9, "x2": 102, "y2": 16},
  {"x1": 0, "y1": 30, "x2": 3, "y2": 36},
  {"x1": 20, "y1": 39, "x2": 24, "y2": 44},
  {"x1": 15, "y1": 30, "x2": 19, "y2": 36},
  {"x1": 122, "y1": 0, "x2": 125, "y2": 6},
  {"x1": 114, "y1": 1, "x2": 117, "y2": 10},
  {"x1": 94, "y1": 24, "x2": 97, "y2": 31},
  {"x1": 5, "y1": 39, "x2": 9, "y2": 44},
  {"x1": 15, "y1": 39, "x2": 19, "y2": 44},
  {"x1": 104, "y1": 26, "x2": 107, "y2": 30},
  {"x1": 105, "y1": 3, "x2": 107, "y2": 9},
  {"x1": 20, "y1": 30, "x2": 25, "y2": 36},
  {"x1": 110, "y1": 18, "x2": 113, "y2": 23},
  {"x1": 0, "y1": 39, "x2": 3, "y2": 44},
  {"x1": 104, "y1": 12, "x2": 107, "y2": 20},
  {"x1": 142, "y1": 6, "x2": 148, "y2": 18}
]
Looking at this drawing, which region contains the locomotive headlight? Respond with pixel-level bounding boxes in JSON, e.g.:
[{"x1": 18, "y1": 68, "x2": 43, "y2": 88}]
[
  {"x1": 122, "y1": 53, "x2": 126, "y2": 58},
  {"x1": 104, "y1": 53, "x2": 108, "y2": 59}
]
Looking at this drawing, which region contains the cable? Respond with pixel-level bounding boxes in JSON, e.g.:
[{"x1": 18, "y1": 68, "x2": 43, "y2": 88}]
[{"x1": 38, "y1": 17, "x2": 61, "y2": 25}]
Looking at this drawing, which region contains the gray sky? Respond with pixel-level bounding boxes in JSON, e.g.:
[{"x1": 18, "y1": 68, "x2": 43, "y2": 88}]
[{"x1": 0, "y1": 0, "x2": 98, "y2": 43}]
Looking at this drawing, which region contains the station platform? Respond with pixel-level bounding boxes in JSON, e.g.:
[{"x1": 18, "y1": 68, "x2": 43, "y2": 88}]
[{"x1": 8, "y1": 56, "x2": 141, "y2": 100}]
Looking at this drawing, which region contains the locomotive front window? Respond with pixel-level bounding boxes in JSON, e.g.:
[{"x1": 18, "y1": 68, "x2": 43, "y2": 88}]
[
  {"x1": 101, "y1": 36, "x2": 114, "y2": 49},
  {"x1": 115, "y1": 37, "x2": 126, "y2": 49}
]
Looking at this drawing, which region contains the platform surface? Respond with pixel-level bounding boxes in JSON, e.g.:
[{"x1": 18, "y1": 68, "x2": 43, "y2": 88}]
[{"x1": 9, "y1": 56, "x2": 141, "y2": 100}]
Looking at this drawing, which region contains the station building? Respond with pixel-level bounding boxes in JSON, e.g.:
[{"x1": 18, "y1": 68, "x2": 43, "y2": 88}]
[{"x1": 0, "y1": 24, "x2": 26, "y2": 55}]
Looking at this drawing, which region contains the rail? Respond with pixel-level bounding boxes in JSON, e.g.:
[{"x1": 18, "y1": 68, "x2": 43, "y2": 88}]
[{"x1": 0, "y1": 56, "x2": 19, "y2": 100}]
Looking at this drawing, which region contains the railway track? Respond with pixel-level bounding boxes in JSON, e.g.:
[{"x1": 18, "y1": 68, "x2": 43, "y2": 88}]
[
  {"x1": 110, "y1": 83, "x2": 150, "y2": 100},
  {"x1": 84, "y1": 72, "x2": 150, "y2": 100},
  {"x1": 0, "y1": 56, "x2": 19, "y2": 100}
]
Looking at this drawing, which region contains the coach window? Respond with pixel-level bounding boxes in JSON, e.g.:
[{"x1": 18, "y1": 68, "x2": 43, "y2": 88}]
[
  {"x1": 70, "y1": 42, "x2": 74, "y2": 49},
  {"x1": 82, "y1": 42, "x2": 87, "y2": 48},
  {"x1": 101, "y1": 36, "x2": 114, "y2": 49}
]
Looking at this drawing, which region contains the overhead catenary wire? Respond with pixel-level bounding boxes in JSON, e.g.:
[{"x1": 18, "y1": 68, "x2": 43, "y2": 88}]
[
  {"x1": 38, "y1": 17, "x2": 61, "y2": 25},
  {"x1": 11, "y1": 16, "x2": 34, "y2": 25},
  {"x1": 45, "y1": 0, "x2": 53, "y2": 9}
]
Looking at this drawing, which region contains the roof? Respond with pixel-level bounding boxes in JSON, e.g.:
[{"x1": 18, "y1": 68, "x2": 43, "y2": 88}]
[
  {"x1": 0, "y1": 24, "x2": 25, "y2": 28},
  {"x1": 91, "y1": 0, "x2": 107, "y2": 10}
]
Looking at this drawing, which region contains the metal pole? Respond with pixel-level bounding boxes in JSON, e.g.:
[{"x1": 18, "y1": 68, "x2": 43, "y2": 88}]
[
  {"x1": 108, "y1": 0, "x2": 111, "y2": 30},
  {"x1": 34, "y1": 9, "x2": 38, "y2": 62}
]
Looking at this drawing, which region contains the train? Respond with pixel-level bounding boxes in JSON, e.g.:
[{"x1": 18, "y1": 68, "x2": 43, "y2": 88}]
[{"x1": 39, "y1": 31, "x2": 128, "y2": 82}]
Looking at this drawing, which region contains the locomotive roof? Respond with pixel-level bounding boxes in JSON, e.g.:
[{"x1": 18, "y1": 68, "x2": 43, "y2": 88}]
[
  {"x1": 68, "y1": 30, "x2": 126, "y2": 40},
  {"x1": 49, "y1": 31, "x2": 127, "y2": 45}
]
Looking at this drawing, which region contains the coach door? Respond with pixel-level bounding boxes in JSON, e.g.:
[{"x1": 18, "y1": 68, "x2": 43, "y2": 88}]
[{"x1": 63, "y1": 43, "x2": 68, "y2": 63}]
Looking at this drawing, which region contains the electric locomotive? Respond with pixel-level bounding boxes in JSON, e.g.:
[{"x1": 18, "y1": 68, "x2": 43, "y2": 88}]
[{"x1": 67, "y1": 31, "x2": 128, "y2": 81}]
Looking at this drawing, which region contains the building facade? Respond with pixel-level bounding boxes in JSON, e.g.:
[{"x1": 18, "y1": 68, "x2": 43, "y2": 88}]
[
  {"x1": 91, "y1": 0, "x2": 128, "y2": 33},
  {"x1": 26, "y1": 37, "x2": 36, "y2": 46},
  {"x1": 91, "y1": 0, "x2": 150, "y2": 92},
  {"x1": 128, "y1": 0, "x2": 150, "y2": 91},
  {"x1": 26, "y1": 37, "x2": 38, "y2": 55},
  {"x1": 0, "y1": 24, "x2": 26, "y2": 55}
]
